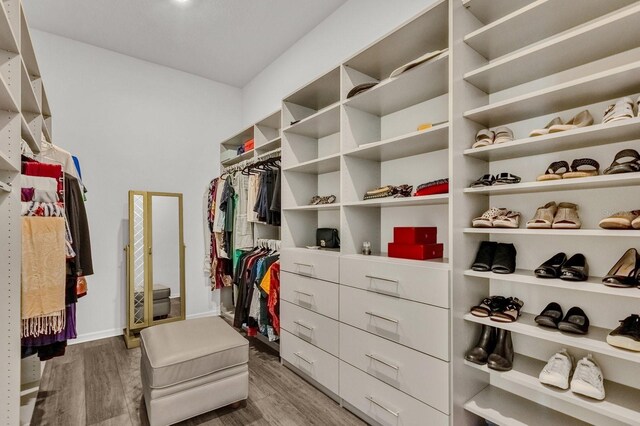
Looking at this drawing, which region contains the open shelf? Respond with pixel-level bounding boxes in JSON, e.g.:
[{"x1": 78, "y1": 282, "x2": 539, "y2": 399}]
[
  {"x1": 0, "y1": 1, "x2": 18, "y2": 53},
  {"x1": 464, "y1": 269, "x2": 640, "y2": 299},
  {"x1": 20, "y1": 114, "x2": 38, "y2": 153},
  {"x1": 464, "y1": 3, "x2": 640, "y2": 93},
  {"x1": 344, "y1": 52, "x2": 448, "y2": 116},
  {"x1": 464, "y1": 228, "x2": 640, "y2": 237},
  {"x1": 20, "y1": 63, "x2": 40, "y2": 114},
  {"x1": 462, "y1": 0, "x2": 532, "y2": 25},
  {"x1": 464, "y1": 313, "x2": 639, "y2": 363},
  {"x1": 464, "y1": 60, "x2": 640, "y2": 127},
  {"x1": 221, "y1": 150, "x2": 254, "y2": 167},
  {"x1": 282, "y1": 102, "x2": 340, "y2": 139},
  {"x1": 20, "y1": 9, "x2": 40, "y2": 77},
  {"x1": 464, "y1": 386, "x2": 588, "y2": 426},
  {"x1": 283, "y1": 203, "x2": 340, "y2": 212},
  {"x1": 284, "y1": 67, "x2": 340, "y2": 113},
  {"x1": 0, "y1": 147, "x2": 16, "y2": 172},
  {"x1": 465, "y1": 356, "x2": 640, "y2": 425},
  {"x1": 345, "y1": 123, "x2": 449, "y2": 162},
  {"x1": 221, "y1": 125, "x2": 253, "y2": 148},
  {"x1": 341, "y1": 253, "x2": 450, "y2": 270},
  {"x1": 464, "y1": 173, "x2": 640, "y2": 195},
  {"x1": 464, "y1": 118, "x2": 640, "y2": 161},
  {"x1": 463, "y1": 0, "x2": 634, "y2": 60},
  {"x1": 0, "y1": 179, "x2": 10, "y2": 192},
  {"x1": 283, "y1": 153, "x2": 340, "y2": 174},
  {"x1": 343, "y1": 194, "x2": 449, "y2": 208},
  {"x1": 0, "y1": 58, "x2": 18, "y2": 113},
  {"x1": 256, "y1": 136, "x2": 281, "y2": 153}
]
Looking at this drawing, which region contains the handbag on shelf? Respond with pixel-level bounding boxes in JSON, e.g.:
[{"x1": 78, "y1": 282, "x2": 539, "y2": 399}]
[{"x1": 316, "y1": 228, "x2": 340, "y2": 249}]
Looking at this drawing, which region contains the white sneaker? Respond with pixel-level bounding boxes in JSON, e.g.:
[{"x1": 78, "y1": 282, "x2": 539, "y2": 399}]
[
  {"x1": 570, "y1": 354, "x2": 605, "y2": 400},
  {"x1": 539, "y1": 349, "x2": 573, "y2": 390}
]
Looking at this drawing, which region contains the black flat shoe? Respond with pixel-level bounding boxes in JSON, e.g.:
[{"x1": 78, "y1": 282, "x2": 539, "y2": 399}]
[
  {"x1": 465, "y1": 325, "x2": 496, "y2": 365},
  {"x1": 560, "y1": 254, "x2": 588, "y2": 281},
  {"x1": 491, "y1": 243, "x2": 517, "y2": 274},
  {"x1": 558, "y1": 306, "x2": 590, "y2": 335},
  {"x1": 535, "y1": 252, "x2": 567, "y2": 278},
  {"x1": 535, "y1": 302, "x2": 563, "y2": 329},
  {"x1": 472, "y1": 241, "x2": 497, "y2": 271},
  {"x1": 602, "y1": 248, "x2": 640, "y2": 288}
]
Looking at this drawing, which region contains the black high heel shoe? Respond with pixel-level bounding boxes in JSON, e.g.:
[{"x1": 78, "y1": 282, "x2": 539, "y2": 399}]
[
  {"x1": 560, "y1": 254, "x2": 588, "y2": 281},
  {"x1": 603, "y1": 248, "x2": 640, "y2": 288}
]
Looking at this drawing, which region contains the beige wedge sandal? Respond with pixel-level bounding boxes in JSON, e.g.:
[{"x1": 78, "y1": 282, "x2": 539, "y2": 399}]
[
  {"x1": 527, "y1": 202, "x2": 557, "y2": 229},
  {"x1": 529, "y1": 117, "x2": 562, "y2": 137},
  {"x1": 493, "y1": 211, "x2": 521, "y2": 228},
  {"x1": 552, "y1": 202, "x2": 581, "y2": 229}
]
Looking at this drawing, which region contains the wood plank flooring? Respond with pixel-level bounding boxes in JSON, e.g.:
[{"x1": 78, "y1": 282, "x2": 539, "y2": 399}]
[{"x1": 31, "y1": 334, "x2": 365, "y2": 426}]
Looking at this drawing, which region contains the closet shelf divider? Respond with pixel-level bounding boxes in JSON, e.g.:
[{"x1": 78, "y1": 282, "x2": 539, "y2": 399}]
[{"x1": 282, "y1": 152, "x2": 341, "y2": 174}]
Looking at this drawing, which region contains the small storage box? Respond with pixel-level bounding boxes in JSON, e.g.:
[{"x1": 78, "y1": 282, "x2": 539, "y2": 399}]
[
  {"x1": 388, "y1": 243, "x2": 444, "y2": 260},
  {"x1": 393, "y1": 227, "x2": 437, "y2": 245},
  {"x1": 244, "y1": 138, "x2": 255, "y2": 151}
]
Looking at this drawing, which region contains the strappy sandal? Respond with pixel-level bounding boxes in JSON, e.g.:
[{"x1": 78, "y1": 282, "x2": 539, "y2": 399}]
[
  {"x1": 603, "y1": 149, "x2": 640, "y2": 175},
  {"x1": 471, "y1": 174, "x2": 495, "y2": 188},
  {"x1": 527, "y1": 202, "x2": 557, "y2": 229},
  {"x1": 552, "y1": 202, "x2": 581, "y2": 229},
  {"x1": 549, "y1": 110, "x2": 594, "y2": 133},
  {"x1": 472, "y1": 129, "x2": 494, "y2": 149},
  {"x1": 562, "y1": 158, "x2": 600, "y2": 179},
  {"x1": 310, "y1": 196, "x2": 322, "y2": 205},
  {"x1": 537, "y1": 161, "x2": 569, "y2": 181},
  {"x1": 529, "y1": 117, "x2": 562, "y2": 137},
  {"x1": 316, "y1": 195, "x2": 337, "y2": 204},
  {"x1": 472, "y1": 207, "x2": 507, "y2": 228},
  {"x1": 491, "y1": 297, "x2": 524, "y2": 323},
  {"x1": 493, "y1": 126, "x2": 514, "y2": 144},
  {"x1": 494, "y1": 172, "x2": 521, "y2": 185},
  {"x1": 603, "y1": 97, "x2": 635, "y2": 124},
  {"x1": 493, "y1": 211, "x2": 521, "y2": 229},
  {"x1": 471, "y1": 296, "x2": 507, "y2": 318}
]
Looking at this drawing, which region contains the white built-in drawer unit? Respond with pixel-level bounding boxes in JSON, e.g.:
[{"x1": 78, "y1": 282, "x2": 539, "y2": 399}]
[
  {"x1": 340, "y1": 285, "x2": 449, "y2": 361},
  {"x1": 339, "y1": 323, "x2": 449, "y2": 414},
  {"x1": 340, "y1": 256, "x2": 450, "y2": 308},
  {"x1": 281, "y1": 248, "x2": 339, "y2": 283},
  {"x1": 280, "y1": 271, "x2": 339, "y2": 319},
  {"x1": 340, "y1": 361, "x2": 449, "y2": 426},
  {"x1": 280, "y1": 301, "x2": 339, "y2": 356},
  {"x1": 281, "y1": 330, "x2": 339, "y2": 395}
]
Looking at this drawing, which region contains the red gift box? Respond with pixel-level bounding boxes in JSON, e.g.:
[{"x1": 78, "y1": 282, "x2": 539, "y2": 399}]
[
  {"x1": 393, "y1": 227, "x2": 437, "y2": 245},
  {"x1": 388, "y1": 243, "x2": 443, "y2": 260},
  {"x1": 244, "y1": 138, "x2": 255, "y2": 151}
]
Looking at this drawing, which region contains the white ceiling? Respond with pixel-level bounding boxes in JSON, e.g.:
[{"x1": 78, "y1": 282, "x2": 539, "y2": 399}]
[{"x1": 23, "y1": 0, "x2": 347, "y2": 87}]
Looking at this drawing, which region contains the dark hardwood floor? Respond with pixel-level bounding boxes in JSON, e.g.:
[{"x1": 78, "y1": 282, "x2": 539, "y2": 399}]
[{"x1": 31, "y1": 334, "x2": 365, "y2": 426}]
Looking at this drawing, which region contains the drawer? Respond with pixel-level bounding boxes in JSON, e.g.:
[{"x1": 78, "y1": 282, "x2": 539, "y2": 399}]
[
  {"x1": 281, "y1": 248, "x2": 339, "y2": 283},
  {"x1": 281, "y1": 271, "x2": 339, "y2": 319},
  {"x1": 281, "y1": 330, "x2": 339, "y2": 395},
  {"x1": 340, "y1": 286, "x2": 449, "y2": 360},
  {"x1": 340, "y1": 323, "x2": 449, "y2": 413},
  {"x1": 340, "y1": 256, "x2": 449, "y2": 308},
  {"x1": 281, "y1": 301, "x2": 339, "y2": 356},
  {"x1": 340, "y1": 361, "x2": 448, "y2": 426}
]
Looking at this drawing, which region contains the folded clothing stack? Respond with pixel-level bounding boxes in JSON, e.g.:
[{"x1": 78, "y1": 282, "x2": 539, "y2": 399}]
[
  {"x1": 415, "y1": 178, "x2": 448, "y2": 196},
  {"x1": 363, "y1": 184, "x2": 412, "y2": 200},
  {"x1": 388, "y1": 226, "x2": 443, "y2": 260}
]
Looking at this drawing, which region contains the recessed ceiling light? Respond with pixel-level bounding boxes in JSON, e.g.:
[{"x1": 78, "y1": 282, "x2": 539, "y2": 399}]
[{"x1": 175, "y1": 0, "x2": 189, "y2": 3}]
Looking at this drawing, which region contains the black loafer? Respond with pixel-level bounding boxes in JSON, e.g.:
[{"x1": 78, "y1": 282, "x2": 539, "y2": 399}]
[
  {"x1": 491, "y1": 243, "x2": 517, "y2": 274},
  {"x1": 558, "y1": 306, "x2": 590, "y2": 335},
  {"x1": 560, "y1": 254, "x2": 589, "y2": 281},
  {"x1": 535, "y1": 252, "x2": 567, "y2": 278},
  {"x1": 472, "y1": 241, "x2": 497, "y2": 272},
  {"x1": 535, "y1": 302, "x2": 563, "y2": 329}
]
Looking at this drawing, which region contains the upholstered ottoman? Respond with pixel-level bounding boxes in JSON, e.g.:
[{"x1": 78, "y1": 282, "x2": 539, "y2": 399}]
[{"x1": 140, "y1": 316, "x2": 249, "y2": 426}]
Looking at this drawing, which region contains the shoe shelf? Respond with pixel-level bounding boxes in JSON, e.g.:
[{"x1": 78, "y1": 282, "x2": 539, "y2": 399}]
[
  {"x1": 464, "y1": 118, "x2": 640, "y2": 162},
  {"x1": 282, "y1": 153, "x2": 340, "y2": 174},
  {"x1": 463, "y1": 0, "x2": 634, "y2": 60},
  {"x1": 465, "y1": 356, "x2": 640, "y2": 426},
  {"x1": 464, "y1": 228, "x2": 640, "y2": 237},
  {"x1": 464, "y1": 173, "x2": 640, "y2": 195},
  {"x1": 464, "y1": 3, "x2": 640, "y2": 93},
  {"x1": 20, "y1": 61, "x2": 40, "y2": 114},
  {"x1": 282, "y1": 203, "x2": 341, "y2": 212},
  {"x1": 464, "y1": 269, "x2": 640, "y2": 300},
  {"x1": 464, "y1": 386, "x2": 589, "y2": 426},
  {"x1": 343, "y1": 52, "x2": 449, "y2": 117},
  {"x1": 344, "y1": 123, "x2": 449, "y2": 162},
  {"x1": 461, "y1": 0, "x2": 532, "y2": 25},
  {"x1": 463, "y1": 313, "x2": 640, "y2": 363},
  {"x1": 464, "y1": 60, "x2": 640, "y2": 127},
  {"x1": 282, "y1": 101, "x2": 340, "y2": 139},
  {"x1": 342, "y1": 194, "x2": 449, "y2": 208},
  {"x1": 221, "y1": 149, "x2": 254, "y2": 167}
]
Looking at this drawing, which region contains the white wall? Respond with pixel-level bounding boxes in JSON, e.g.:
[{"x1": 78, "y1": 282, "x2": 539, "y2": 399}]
[
  {"x1": 241, "y1": 0, "x2": 437, "y2": 125},
  {"x1": 32, "y1": 31, "x2": 242, "y2": 341}
]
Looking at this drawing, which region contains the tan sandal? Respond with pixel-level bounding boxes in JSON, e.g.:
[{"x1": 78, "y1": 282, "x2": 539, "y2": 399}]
[
  {"x1": 493, "y1": 211, "x2": 521, "y2": 228},
  {"x1": 472, "y1": 207, "x2": 507, "y2": 228},
  {"x1": 527, "y1": 202, "x2": 557, "y2": 229},
  {"x1": 529, "y1": 117, "x2": 562, "y2": 137},
  {"x1": 599, "y1": 210, "x2": 640, "y2": 230},
  {"x1": 537, "y1": 161, "x2": 569, "y2": 181},
  {"x1": 552, "y1": 202, "x2": 581, "y2": 229},
  {"x1": 472, "y1": 129, "x2": 494, "y2": 149},
  {"x1": 549, "y1": 110, "x2": 594, "y2": 133}
]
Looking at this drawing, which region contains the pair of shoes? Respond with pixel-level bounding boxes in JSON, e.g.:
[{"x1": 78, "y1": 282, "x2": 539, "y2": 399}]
[
  {"x1": 603, "y1": 96, "x2": 640, "y2": 124},
  {"x1": 603, "y1": 149, "x2": 640, "y2": 175},
  {"x1": 602, "y1": 248, "x2": 640, "y2": 287},
  {"x1": 539, "y1": 350, "x2": 605, "y2": 400},
  {"x1": 471, "y1": 296, "x2": 524, "y2": 323},
  {"x1": 309, "y1": 195, "x2": 337, "y2": 205},
  {"x1": 527, "y1": 201, "x2": 581, "y2": 229},
  {"x1": 470, "y1": 173, "x2": 521, "y2": 188},
  {"x1": 472, "y1": 207, "x2": 521, "y2": 228},
  {"x1": 465, "y1": 325, "x2": 513, "y2": 371},
  {"x1": 608, "y1": 314, "x2": 640, "y2": 352},
  {"x1": 529, "y1": 110, "x2": 594, "y2": 137},
  {"x1": 535, "y1": 252, "x2": 589, "y2": 281},
  {"x1": 599, "y1": 210, "x2": 640, "y2": 230},
  {"x1": 471, "y1": 241, "x2": 517, "y2": 274},
  {"x1": 537, "y1": 158, "x2": 599, "y2": 181},
  {"x1": 535, "y1": 303, "x2": 589, "y2": 334},
  {"x1": 472, "y1": 127, "x2": 514, "y2": 148}
]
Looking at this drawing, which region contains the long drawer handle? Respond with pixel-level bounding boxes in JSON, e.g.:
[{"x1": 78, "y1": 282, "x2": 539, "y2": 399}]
[
  {"x1": 293, "y1": 352, "x2": 314, "y2": 365},
  {"x1": 365, "y1": 311, "x2": 399, "y2": 324},
  {"x1": 294, "y1": 290, "x2": 314, "y2": 298},
  {"x1": 365, "y1": 396, "x2": 399, "y2": 417},
  {"x1": 365, "y1": 275, "x2": 399, "y2": 284},
  {"x1": 294, "y1": 262, "x2": 314, "y2": 276},
  {"x1": 293, "y1": 320, "x2": 314, "y2": 331},
  {"x1": 365, "y1": 353, "x2": 399, "y2": 371}
]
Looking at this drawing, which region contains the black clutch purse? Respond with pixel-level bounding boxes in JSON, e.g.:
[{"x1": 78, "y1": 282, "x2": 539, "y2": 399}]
[{"x1": 316, "y1": 228, "x2": 340, "y2": 249}]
